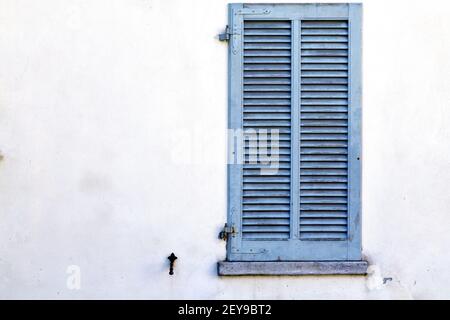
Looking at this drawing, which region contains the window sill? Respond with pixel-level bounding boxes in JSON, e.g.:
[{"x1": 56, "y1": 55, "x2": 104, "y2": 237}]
[{"x1": 218, "y1": 261, "x2": 368, "y2": 276}]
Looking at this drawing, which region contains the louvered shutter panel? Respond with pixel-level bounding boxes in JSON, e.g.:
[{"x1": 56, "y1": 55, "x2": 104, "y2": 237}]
[
  {"x1": 242, "y1": 20, "x2": 292, "y2": 241},
  {"x1": 299, "y1": 20, "x2": 350, "y2": 241},
  {"x1": 227, "y1": 3, "x2": 362, "y2": 261}
]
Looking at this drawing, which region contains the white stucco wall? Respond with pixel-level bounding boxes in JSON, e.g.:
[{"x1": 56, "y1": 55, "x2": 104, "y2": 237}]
[{"x1": 0, "y1": 0, "x2": 449, "y2": 299}]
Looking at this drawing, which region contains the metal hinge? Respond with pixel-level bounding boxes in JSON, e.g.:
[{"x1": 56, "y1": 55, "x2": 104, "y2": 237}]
[
  {"x1": 219, "y1": 8, "x2": 271, "y2": 41},
  {"x1": 218, "y1": 223, "x2": 237, "y2": 241},
  {"x1": 219, "y1": 25, "x2": 233, "y2": 41}
]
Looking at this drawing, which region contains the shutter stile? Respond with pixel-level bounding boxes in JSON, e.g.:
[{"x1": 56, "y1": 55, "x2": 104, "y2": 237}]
[
  {"x1": 299, "y1": 20, "x2": 349, "y2": 240},
  {"x1": 242, "y1": 20, "x2": 292, "y2": 240}
]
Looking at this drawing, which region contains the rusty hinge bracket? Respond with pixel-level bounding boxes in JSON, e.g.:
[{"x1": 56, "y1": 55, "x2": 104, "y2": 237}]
[{"x1": 218, "y1": 223, "x2": 237, "y2": 241}]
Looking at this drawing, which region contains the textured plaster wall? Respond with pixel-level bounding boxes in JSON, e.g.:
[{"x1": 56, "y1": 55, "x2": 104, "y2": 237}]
[{"x1": 0, "y1": 0, "x2": 449, "y2": 299}]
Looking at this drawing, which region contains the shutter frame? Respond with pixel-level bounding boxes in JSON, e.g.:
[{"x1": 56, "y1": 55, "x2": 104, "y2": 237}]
[
  {"x1": 227, "y1": 3, "x2": 244, "y2": 260},
  {"x1": 226, "y1": 3, "x2": 362, "y2": 262},
  {"x1": 346, "y1": 3, "x2": 362, "y2": 260}
]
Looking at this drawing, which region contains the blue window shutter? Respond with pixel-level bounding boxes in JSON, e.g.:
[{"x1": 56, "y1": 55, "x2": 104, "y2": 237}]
[{"x1": 227, "y1": 3, "x2": 362, "y2": 261}]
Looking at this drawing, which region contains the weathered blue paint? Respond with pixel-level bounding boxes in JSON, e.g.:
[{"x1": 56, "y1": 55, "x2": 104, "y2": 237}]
[
  {"x1": 347, "y1": 3, "x2": 362, "y2": 260},
  {"x1": 291, "y1": 19, "x2": 301, "y2": 241},
  {"x1": 227, "y1": 3, "x2": 362, "y2": 261},
  {"x1": 227, "y1": 3, "x2": 244, "y2": 260}
]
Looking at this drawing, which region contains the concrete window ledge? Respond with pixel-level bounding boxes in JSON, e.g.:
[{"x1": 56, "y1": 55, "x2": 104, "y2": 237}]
[{"x1": 218, "y1": 261, "x2": 368, "y2": 276}]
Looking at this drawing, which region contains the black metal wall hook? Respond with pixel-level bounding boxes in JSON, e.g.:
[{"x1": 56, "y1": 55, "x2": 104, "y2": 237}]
[{"x1": 168, "y1": 253, "x2": 177, "y2": 275}]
